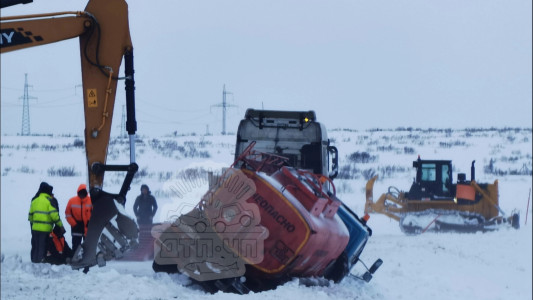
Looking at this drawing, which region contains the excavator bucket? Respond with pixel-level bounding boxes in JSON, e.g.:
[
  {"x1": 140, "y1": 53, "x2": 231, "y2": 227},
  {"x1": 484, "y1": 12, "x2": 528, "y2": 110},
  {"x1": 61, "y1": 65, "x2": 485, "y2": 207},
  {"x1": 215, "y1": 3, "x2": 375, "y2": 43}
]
[{"x1": 70, "y1": 188, "x2": 139, "y2": 269}]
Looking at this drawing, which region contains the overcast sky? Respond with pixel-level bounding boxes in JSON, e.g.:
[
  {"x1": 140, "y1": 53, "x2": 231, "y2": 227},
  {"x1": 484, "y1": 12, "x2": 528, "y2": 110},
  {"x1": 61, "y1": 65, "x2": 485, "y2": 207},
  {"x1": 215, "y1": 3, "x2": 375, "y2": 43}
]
[{"x1": 1, "y1": 0, "x2": 531, "y2": 136}]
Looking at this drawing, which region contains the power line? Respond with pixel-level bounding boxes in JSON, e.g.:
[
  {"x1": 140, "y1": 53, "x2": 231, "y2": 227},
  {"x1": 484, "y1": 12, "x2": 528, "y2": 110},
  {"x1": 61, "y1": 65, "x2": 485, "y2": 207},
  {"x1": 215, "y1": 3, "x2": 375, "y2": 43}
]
[
  {"x1": 1, "y1": 85, "x2": 80, "y2": 93},
  {"x1": 135, "y1": 98, "x2": 207, "y2": 113},
  {"x1": 19, "y1": 73, "x2": 37, "y2": 136},
  {"x1": 3, "y1": 96, "x2": 78, "y2": 107}
]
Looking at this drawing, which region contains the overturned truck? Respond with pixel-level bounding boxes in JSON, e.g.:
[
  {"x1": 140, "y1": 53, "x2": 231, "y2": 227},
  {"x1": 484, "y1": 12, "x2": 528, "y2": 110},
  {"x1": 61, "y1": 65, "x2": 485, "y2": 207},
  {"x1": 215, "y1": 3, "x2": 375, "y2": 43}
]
[{"x1": 152, "y1": 109, "x2": 381, "y2": 293}]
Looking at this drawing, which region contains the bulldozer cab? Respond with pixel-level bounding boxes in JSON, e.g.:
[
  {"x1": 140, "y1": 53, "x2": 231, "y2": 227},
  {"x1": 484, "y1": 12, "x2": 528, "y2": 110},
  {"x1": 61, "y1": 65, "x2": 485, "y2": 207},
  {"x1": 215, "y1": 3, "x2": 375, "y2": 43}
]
[
  {"x1": 407, "y1": 158, "x2": 453, "y2": 200},
  {"x1": 235, "y1": 109, "x2": 338, "y2": 179}
]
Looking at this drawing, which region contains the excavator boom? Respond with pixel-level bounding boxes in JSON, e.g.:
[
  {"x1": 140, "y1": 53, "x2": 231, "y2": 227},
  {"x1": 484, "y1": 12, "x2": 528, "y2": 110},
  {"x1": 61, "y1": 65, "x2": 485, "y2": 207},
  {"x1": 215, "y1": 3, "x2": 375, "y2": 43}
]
[
  {"x1": 1, "y1": 0, "x2": 136, "y2": 188},
  {"x1": 1, "y1": 0, "x2": 139, "y2": 269}
]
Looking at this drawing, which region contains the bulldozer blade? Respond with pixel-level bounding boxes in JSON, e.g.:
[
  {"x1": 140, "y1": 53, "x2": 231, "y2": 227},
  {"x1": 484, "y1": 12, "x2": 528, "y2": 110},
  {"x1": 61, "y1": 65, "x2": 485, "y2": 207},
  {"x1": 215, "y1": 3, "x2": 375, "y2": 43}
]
[{"x1": 70, "y1": 189, "x2": 139, "y2": 270}]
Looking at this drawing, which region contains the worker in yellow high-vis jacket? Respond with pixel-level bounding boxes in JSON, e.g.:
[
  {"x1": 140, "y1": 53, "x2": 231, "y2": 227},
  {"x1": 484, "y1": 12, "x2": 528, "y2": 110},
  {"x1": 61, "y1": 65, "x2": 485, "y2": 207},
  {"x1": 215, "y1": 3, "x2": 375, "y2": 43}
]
[{"x1": 28, "y1": 182, "x2": 65, "y2": 263}]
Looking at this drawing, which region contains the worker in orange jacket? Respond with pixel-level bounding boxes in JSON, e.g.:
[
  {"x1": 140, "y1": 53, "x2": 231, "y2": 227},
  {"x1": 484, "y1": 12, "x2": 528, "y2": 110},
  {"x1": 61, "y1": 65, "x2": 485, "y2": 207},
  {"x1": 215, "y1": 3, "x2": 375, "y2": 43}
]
[
  {"x1": 65, "y1": 184, "x2": 93, "y2": 252},
  {"x1": 45, "y1": 225, "x2": 73, "y2": 265}
]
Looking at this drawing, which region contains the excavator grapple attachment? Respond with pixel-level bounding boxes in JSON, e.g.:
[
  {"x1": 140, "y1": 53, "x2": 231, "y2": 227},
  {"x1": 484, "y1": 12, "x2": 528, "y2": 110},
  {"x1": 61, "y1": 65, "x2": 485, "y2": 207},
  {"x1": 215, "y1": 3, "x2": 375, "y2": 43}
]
[{"x1": 70, "y1": 189, "x2": 138, "y2": 269}]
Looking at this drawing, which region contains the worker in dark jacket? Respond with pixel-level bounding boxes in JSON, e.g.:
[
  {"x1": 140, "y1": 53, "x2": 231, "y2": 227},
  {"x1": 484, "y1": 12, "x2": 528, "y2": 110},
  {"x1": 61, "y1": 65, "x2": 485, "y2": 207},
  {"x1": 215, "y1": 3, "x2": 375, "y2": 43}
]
[
  {"x1": 28, "y1": 182, "x2": 65, "y2": 263},
  {"x1": 133, "y1": 184, "x2": 158, "y2": 225}
]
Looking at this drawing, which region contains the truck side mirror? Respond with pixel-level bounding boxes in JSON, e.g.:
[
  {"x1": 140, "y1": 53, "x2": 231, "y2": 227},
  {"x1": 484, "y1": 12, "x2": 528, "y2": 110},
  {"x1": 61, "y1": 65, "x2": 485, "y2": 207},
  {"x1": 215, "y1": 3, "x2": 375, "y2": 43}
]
[{"x1": 328, "y1": 145, "x2": 338, "y2": 179}]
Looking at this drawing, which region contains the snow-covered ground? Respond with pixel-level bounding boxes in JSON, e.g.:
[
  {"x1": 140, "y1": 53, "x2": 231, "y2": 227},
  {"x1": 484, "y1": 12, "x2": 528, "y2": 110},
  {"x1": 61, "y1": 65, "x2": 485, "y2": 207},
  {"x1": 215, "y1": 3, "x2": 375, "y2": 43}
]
[{"x1": 1, "y1": 128, "x2": 532, "y2": 299}]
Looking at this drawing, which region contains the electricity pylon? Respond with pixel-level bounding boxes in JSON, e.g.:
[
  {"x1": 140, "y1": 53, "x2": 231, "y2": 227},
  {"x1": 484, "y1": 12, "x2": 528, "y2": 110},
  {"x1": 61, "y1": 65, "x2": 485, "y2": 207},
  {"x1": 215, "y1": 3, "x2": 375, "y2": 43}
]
[
  {"x1": 211, "y1": 84, "x2": 237, "y2": 135},
  {"x1": 20, "y1": 73, "x2": 37, "y2": 136}
]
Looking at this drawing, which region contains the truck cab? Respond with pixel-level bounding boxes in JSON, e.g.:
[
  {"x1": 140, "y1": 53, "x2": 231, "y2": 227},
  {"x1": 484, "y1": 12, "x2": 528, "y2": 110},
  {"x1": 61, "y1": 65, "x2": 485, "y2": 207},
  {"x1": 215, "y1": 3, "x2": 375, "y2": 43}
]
[{"x1": 235, "y1": 109, "x2": 338, "y2": 179}]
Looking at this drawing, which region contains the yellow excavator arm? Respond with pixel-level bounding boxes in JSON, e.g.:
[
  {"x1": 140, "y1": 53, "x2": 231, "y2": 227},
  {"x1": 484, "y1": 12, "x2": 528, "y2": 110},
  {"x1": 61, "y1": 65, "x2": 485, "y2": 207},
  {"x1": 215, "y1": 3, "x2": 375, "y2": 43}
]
[
  {"x1": 1, "y1": 0, "x2": 139, "y2": 270},
  {"x1": 1, "y1": 0, "x2": 135, "y2": 188}
]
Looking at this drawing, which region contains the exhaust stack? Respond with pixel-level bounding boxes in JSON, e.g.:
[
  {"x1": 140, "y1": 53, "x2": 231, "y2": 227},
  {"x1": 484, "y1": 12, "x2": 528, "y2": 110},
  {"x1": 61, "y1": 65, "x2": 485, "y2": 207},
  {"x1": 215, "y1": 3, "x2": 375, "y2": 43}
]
[{"x1": 471, "y1": 160, "x2": 476, "y2": 181}]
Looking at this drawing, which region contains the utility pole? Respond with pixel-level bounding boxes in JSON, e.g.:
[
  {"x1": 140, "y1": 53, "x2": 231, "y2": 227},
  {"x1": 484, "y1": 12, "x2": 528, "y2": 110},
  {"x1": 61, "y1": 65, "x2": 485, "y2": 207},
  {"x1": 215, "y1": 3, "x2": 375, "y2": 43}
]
[
  {"x1": 211, "y1": 84, "x2": 237, "y2": 135},
  {"x1": 20, "y1": 73, "x2": 37, "y2": 136}
]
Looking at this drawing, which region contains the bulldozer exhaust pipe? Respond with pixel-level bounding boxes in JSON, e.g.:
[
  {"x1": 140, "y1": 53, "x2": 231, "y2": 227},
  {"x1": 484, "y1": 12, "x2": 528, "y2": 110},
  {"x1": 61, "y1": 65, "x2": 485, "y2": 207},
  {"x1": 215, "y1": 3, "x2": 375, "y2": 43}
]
[{"x1": 471, "y1": 160, "x2": 476, "y2": 181}]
